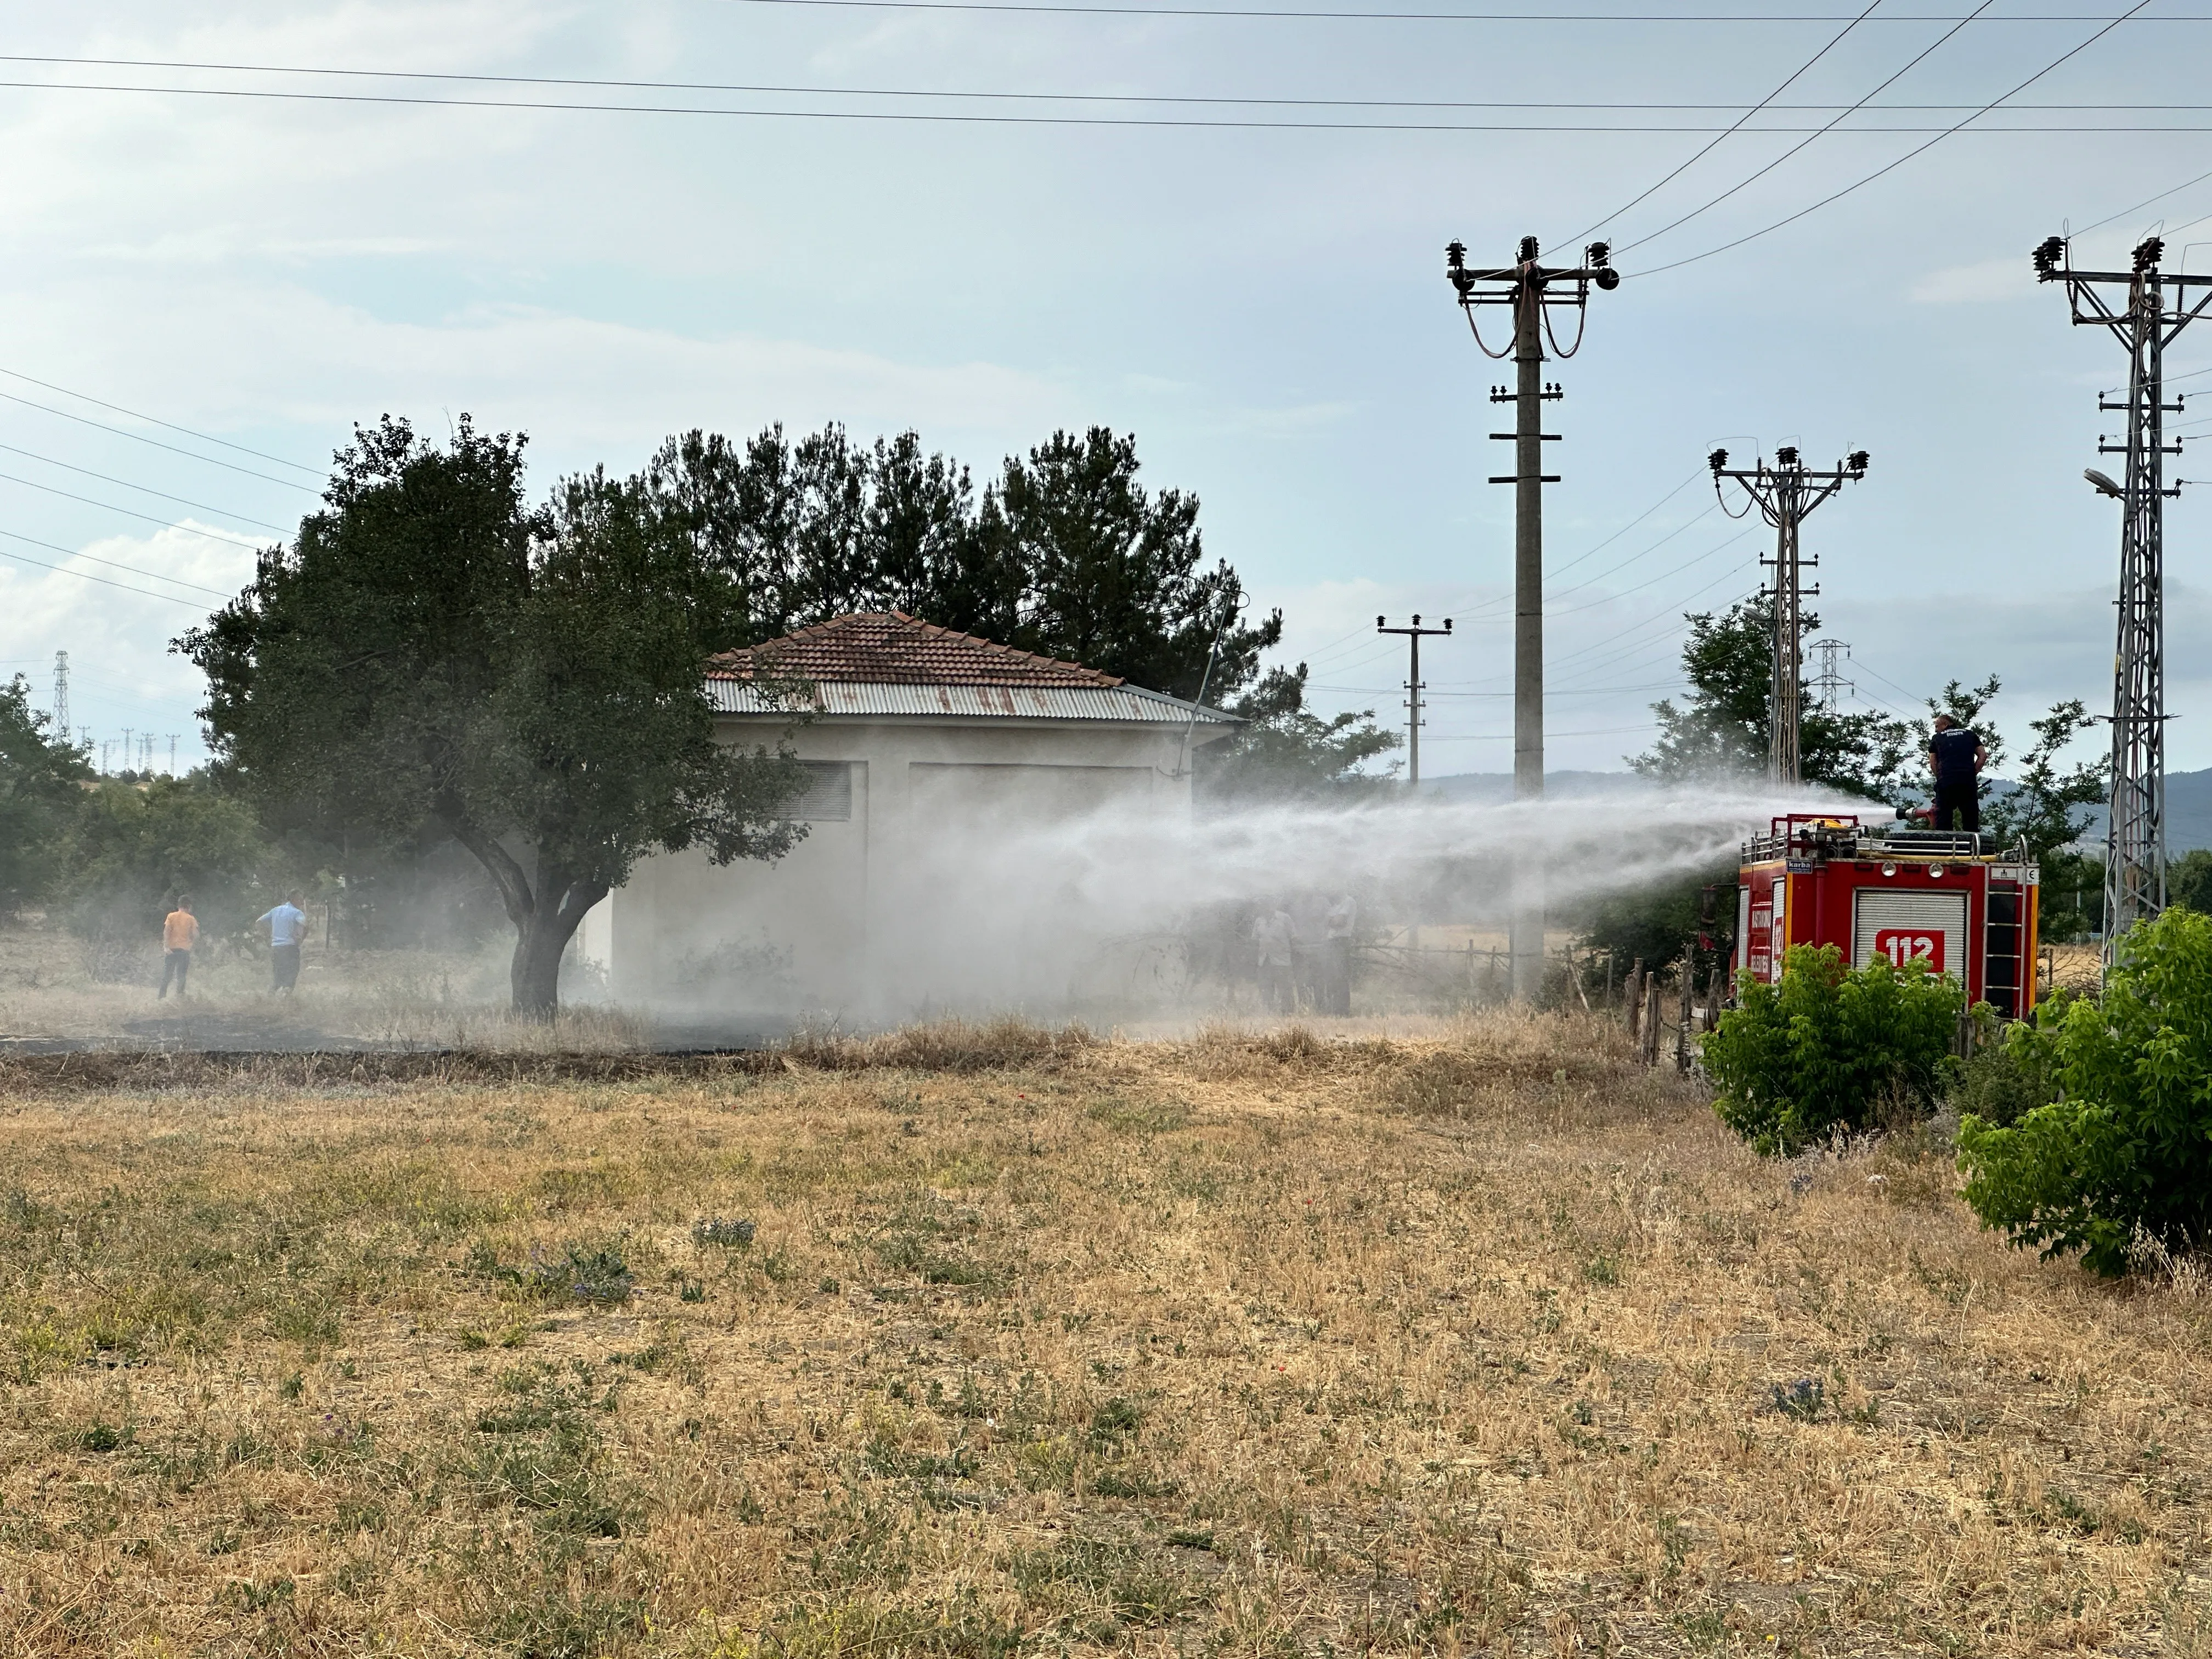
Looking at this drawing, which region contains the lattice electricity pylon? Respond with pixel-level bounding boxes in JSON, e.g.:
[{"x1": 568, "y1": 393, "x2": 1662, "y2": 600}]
[
  {"x1": 1810, "y1": 638, "x2": 1853, "y2": 713},
  {"x1": 2035, "y1": 233, "x2": 2212, "y2": 957},
  {"x1": 1708, "y1": 446, "x2": 1869, "y2": 785}
]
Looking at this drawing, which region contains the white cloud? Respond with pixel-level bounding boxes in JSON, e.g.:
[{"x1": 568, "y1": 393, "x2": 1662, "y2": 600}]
[
  {"x1": 2, "y1": 278, "x2": 1073, "y2": 470},
  {"x1": 0, "y1": 522, "x2": 256, "y2": 766}
]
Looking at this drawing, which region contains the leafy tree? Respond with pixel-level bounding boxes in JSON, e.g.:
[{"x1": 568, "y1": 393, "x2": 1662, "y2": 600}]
[
  {"x1": 983, "y1": 427, "x2": 1279, "y2": 699},
  {"x1": 1958, "y1": 907, "x2": 2212, "y2": 1275},
  {"x1": 1705, "y1": 944, "x2": 1963, "y2": 1155},
  {"x1": 1196, "y1": 663, "x2": 1400, "y2": 806},
  {"x1": 1632, "y1": 597, "x2": 1911, "y2": 797},
  {"x1": 2171, "y1": 848, "x2": 2212, "y2": 916},
  {"x1": 1949, "y1": 1011, "x2": 2066, "y2": 1130},
  {"x1": 0, "y1": 675, "x2": 89, "y2": 917},
  {"x1": 52, "y1": 774, "x2": 271, "y2": 949},
  {"x1": 1983, "y1": 699, "x2": 2104, "y2": 862},
  {"x1": 1633, "y1": 601, "x2": 2105, "y2": 854},
  {"x1": 2039, "y1": 846, "x2": 2104, "y2": 943},
  {"x1": 644, "y1": 422, "x2": 1280, "y2": 702},
  {"x1": 1573, "y1": 861, "x2": 1735, "y2": 989},
  {"x1": 182, "y1": 417, "x2": 810, "y2": 1017}
]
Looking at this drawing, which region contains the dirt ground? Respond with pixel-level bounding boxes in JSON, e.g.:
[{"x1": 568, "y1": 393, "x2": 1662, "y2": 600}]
[{"x1": 0, "y1": 1015, "x2": 2205, "y2": 1658}]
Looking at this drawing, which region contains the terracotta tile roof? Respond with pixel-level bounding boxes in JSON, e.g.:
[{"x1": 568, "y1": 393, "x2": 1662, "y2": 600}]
[{"x1": 707, "y1": 612, "x2": 1122, "y2": 688}]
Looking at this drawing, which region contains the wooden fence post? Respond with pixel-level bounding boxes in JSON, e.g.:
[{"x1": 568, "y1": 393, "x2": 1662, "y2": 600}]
[
  {"x1": 1641, "y1": 975, "x2": 1663, "y2": 1065},
  {"x1": 1627, "y1": 958, "x2": 1645, "y2": 1037}
]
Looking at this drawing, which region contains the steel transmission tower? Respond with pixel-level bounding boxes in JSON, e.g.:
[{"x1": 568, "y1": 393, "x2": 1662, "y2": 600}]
[
  {"x1": 1376, "y1": 614, "x2": 1452, "y2": 786},
  {"x1": 1810, "y1": 639, "x2": 1853, "y2": 713},
  {"x1": 2034, "y1": 233, "x2": 2212, "y2": 955},
  {"x1": 1446, "y1": 235, "x2": 1618, "y2": 999},
  {"x1": 1708, "y1": 446, "x2": 1869, "y2": 784},
  {"x1": 50, "y1": 650, "x2": 67, "y2": 736}
]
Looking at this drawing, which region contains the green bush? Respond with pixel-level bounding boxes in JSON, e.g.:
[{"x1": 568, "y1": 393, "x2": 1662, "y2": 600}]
[
  {"x1": 1959, "y1": 907, "x2": 2212, "y2": 1276},
  {"x1": 1705, "y1": 944, "x2": 1962, "y2": 1155},
  {"x1": 51, "y1": 775, "x2": 275, "y2": 947},
  {"x1": 1949, "y1": 1008, "x2": 2066, "y2": 1129}
]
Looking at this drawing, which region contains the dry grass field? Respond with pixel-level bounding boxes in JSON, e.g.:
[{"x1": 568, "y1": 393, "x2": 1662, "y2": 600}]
[{"x1": 0, "y1": 1016, "x2": 2207, "y2": 1658}]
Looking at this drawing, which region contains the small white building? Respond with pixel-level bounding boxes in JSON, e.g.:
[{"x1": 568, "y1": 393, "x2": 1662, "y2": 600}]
[{"x1": 580, "y1": 612, "x2": 1237, "y2": 1020}]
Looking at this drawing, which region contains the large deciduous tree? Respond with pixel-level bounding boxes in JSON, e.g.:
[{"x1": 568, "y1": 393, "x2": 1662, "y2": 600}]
[
  {"x1": 0, "y1": 676, "x2": 89, "y2": 918},
  {"x1": 182, "y1": 417, "x2": 809, "y2": 1017},
  {"x1": 1595, "y1": 597, "x2": 2105, "y2": 972},
  {"x1": 644, "y1": 422, "x2": 1280, "y2": 702},
  {"x1": 1632, "y1": 597, "x2": 1910, "y2": 798}
]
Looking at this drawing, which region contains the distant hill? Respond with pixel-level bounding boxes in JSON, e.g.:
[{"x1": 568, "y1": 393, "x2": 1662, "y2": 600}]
[
  {"x1": 2066, "y1": 766, "x2": 2212, "y2": 854},
  {"x1": 1420, "y1": 768, "x2": 2212, "y2": 852}
]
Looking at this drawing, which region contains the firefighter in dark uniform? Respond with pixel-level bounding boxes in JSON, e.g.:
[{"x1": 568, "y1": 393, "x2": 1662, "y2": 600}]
[{"x1": 1927, "y1": 714, "x2": 1988, "y2": 833}]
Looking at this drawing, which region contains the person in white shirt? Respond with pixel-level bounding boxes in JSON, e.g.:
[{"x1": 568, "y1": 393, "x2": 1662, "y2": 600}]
[{"x1": 258, "y1": 891, "x2": 309, "y2": 994}]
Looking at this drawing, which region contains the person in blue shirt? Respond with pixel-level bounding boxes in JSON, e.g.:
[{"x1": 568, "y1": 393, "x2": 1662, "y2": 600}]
[
  {"x1": 1927, "y1": 714, "x2": 1988, "y2": 833},
  {"x1": 258, "y1": 891, "x2": 309, "y2": 994}
]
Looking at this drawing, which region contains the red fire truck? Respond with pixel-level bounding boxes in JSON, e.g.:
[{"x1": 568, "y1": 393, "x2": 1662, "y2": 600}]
[{"x1": 1736, "y1": 814, "x2": 2040, "y2": 1018}]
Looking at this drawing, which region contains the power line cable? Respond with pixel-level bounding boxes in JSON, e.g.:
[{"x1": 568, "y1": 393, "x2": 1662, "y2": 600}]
[
  {"x1": 0, "y1": 72, "x2": 2200, "y2": 132},
  {"x1": 0, "y1": 526, "x2": 235, "y2": 598},
  {"x1": 1301, "y1": 473, "x2": 1724, "y2": 674},
  {"x1": 1544, "y1": 466, "x2": 1705, "y2": 579},
  {"x1": 1544, "y1": 529, "x2": 1753, "y2": 615},
  {"x1": 0, "y1": 471, "x2": 270, "y2": 550},
  {"x1": 0, "y1": 388, "x2": 320, "y2": 491},
  {"x1": 0, "y1": 531, "x2": 225, "y2": 606},
  {"x1": 1547, "y1": 572, "x2": 1759, "y2": 672},
  {"x1": 0, "y1": 366, "x2": 321, "y2": 478},
  {"x1": 1420, "y1": 722, "x2": 1659, "y2": 742},
  {"x1": 727, "y1": 0, "x2": 2194, "y2": 21},
  {"x1": 1544, "y1": 503, "x2": 1726, "y2": 603},
  {"x1": 2, "y1": 51, "x2": 2186, "y2": 115},
  {"x1": 1628, "y1": 0, "x2": 2157, "y2": 278},
  {"x1": 0, "y1": 442, "x2": 289, "y2": 532},
  {"x1": 1314, "y1": 678, "x2": 1685, "y2": 695},
  {"x1": 1612, "y1": 0, "x2": 1993, "y2": 256},
  {"x1": 1561, "y1": 0, "x2": 1880, "y2": 247},
  {"x1": 2073, "y1": 164, "x2": 2212, "y2": 235}
]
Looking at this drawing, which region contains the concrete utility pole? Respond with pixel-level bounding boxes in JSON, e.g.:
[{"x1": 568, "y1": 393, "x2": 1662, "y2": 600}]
[
  {"x1": 1376, "y1": 614, "x2": 1452, "y2": 787},
  {"x1": 1810, "y1": 639, "x2": 1852, "y2": 713},
  {"x1": 1447, "y1": 234, "x2": 1618, "y2": 1000},
  {"x1": 1708, "y1": 445, "x2": 1869, "y2": 785},
  {"x1": 2034, "y1": 233, "x2": 2212, "y2": 958}
]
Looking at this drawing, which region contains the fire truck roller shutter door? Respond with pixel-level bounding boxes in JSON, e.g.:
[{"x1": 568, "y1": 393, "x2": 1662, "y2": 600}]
[
  {"x1": 1853, "y1": 890, "x2": 1968, "y2": 977},
  {"x1": 1736, "y1": 886, "x2": 1751, "y2": 973}
]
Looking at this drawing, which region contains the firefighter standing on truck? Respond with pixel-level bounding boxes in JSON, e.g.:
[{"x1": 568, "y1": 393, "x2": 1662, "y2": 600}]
[{"x1": 1927, "y1": 714, "x2": 1988, "y2": 833}]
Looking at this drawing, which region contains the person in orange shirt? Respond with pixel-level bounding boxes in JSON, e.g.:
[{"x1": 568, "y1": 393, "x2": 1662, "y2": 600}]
[{"x1": 159, "y1": 895, "x2": 199, "y2": 1000}]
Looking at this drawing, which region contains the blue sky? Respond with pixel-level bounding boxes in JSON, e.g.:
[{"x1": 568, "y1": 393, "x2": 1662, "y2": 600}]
[{"x1": 0, "y1": 0, "x2": 2207, "y2": 777}]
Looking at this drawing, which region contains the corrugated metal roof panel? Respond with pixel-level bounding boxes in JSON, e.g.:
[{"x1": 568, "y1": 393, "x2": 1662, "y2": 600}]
[{"x1": 706, "y1": 680, "x2": 1236, "y2": 724}]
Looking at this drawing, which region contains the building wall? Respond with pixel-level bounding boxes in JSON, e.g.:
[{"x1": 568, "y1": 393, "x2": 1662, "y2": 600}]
[{"x1": 581, "y1": 713, "x2": 1211, "y2": 1020}]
